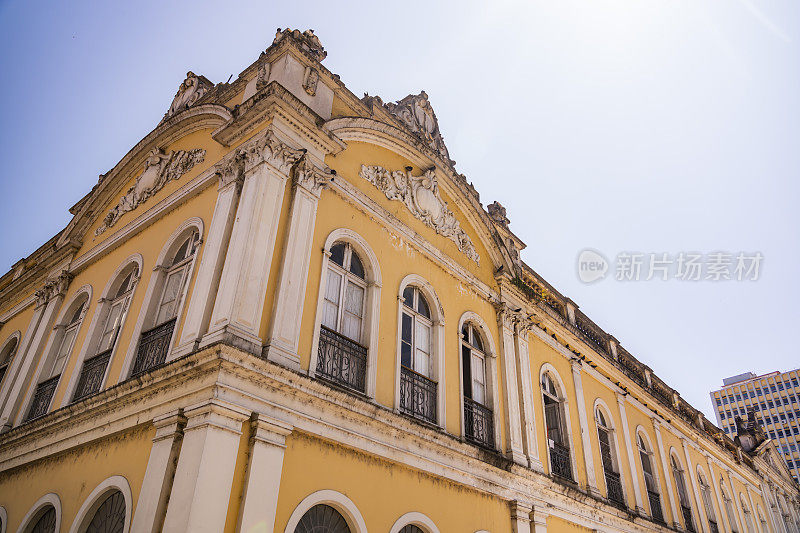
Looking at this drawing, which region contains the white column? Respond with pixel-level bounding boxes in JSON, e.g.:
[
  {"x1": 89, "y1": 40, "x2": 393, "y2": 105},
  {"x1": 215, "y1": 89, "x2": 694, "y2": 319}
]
[
  {"x1": 571, "y1": 360, "x2": 600, "y2": 496},
  {"x1": 511, "y1": 501, "x2": 532, "y2": 533},
  {"x1": 531, "y1": 506, "x2": 548, "y2": 533},
  {"x1": 683, "y1": 439, "x2": 708, "y2": 533},
  {"x1": 237, "y1": 414, "x2": 293, "y2": 533},
  {"x1": 0, "y1": 303, "x2": 44, "y2": 424},
  {"x1": 173, "y1": 154, "x2": 244, "y2": 357},
  {"x1": 616, "y1": 392, "x2": 645, "y2": 513},
  {"x1": 265, "y1": 157, "x2": 329, "y2": 370},
  {"x1": 0, "y1": 275, "x2": 68, "y2": 429},
  {"x1": 497, "y1": 305, "x2": 525, "y2": 466},
  {"x1": 201, "y1": 131, "x2": 305, "y2": 355},
  {"x1": 515, "y1": 321, "x2": 542, "y2": 471},
  {"x1": 710, "y1": 460, "x2": 734, "y2": 533},
  {"x1": 161, "y1": 400, "x2": 249, "y2": 533},
  {"x1": 653, "y1": 419, "x2": 679, "y2": 527},
  {"x1": 131, "y1": 411, "x2": 186, "y2": 533}
]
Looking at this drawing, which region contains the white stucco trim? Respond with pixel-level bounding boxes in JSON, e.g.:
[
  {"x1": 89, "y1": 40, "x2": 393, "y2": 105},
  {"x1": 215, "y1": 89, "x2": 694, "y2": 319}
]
[
  {"x1": 388, "y1": 511, "x2": 441, "y2": 533},
  {"x1": 283, "y1": 490, "x2": 367, "y2": 533},
  {"x1": 16, "y1": 492, "x2": 61, "y2": 533},
  {"x1": 0, "y1": 506, "x2": 7, "y2": 533},
  {"x1": 538, "y1": 362, "x2": 579, "y2": 480},
  {"x1": 308, "y1": 228, "x2": 382, "y2": 398},
  {"x1": 0, "y1": 332, "x2": 21, "y2": 363},
  {"x1": 635, "y1": 425, "x2": 666, "y2": 519},
  {"x1": 60, "y1": 254, "x2": 143, "y2": 407},
  {"x1": 395, "y1": 274, "x2": 446, "y2": 427},
  {"x1": 68, "y1": 475, "x2": 132, "y2": 533}
]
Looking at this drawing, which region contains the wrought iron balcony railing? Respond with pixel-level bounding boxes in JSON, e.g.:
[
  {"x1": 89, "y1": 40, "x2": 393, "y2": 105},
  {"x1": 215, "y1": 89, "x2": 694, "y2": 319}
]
[
  {"x1": 549, "y1": 442, "x2": 573, "y2": 481},
  {"x1": 315, "y1": 326, "x2": 367, "y2": 393},
  {"x1": 131, "y1": 318, "x2": 176, "y2": 378},
  {"x1": 604, "y1": 469, "x2": 625, "y2": 507},
  {"x1": 463, "y1": 397, "x2": 494, "y2": 450},
  {"x1": 648, "y1": 490, "x2": 665, "y2": 523},
  {"x1": 400, "y1": 366, "x2": 437, "y2": 424},
  {"x1": 24, "y1": 375, "x2": 60, "y2": 422},
  {"x1": 682, "y1": 505, "x2": 695, "y2": 533},
  {"x1": 72, "y1": 349, "x2": 112, "y2": 402}
]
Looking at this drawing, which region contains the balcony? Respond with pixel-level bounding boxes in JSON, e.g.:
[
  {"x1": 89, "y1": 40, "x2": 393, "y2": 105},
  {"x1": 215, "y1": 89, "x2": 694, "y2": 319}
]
[
  {"x1": 604, "y1": 469, "x2": 625, "y2": 507},
  {"x1": 681, "y1": 505, "x2": 695, "y2": 533},
  {"x1": 648, "y1": 490, "x2": 665, "y2": 523},
  {"x1": 24, "y1": 375, "x2": 60, "y2": 422},
  {"x1": 400, "y1": 366, "x2": 437, "y2": 424},
  {"x1": 549, "y1": 442, "x2": 573, "y2": 481},
  {"x1": 131, "y1": 318, "x2": 176, "y2": 377},
  {"x1": 463, "y1": 397, "x2": 494, "y2": 449},
  {"x1": 72, "y1": 349, "x2": 112, "y2": 401},
  {"x1": 315, "y1": 326, "x2": 367, "y2": 393}
]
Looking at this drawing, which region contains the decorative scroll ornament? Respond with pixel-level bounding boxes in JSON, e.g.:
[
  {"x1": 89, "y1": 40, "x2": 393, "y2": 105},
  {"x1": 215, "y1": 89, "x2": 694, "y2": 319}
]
[
  {"x1": 303, "y1": 66, "x2": 319, "y2": 96},
  {"x1": 164, "y1": 71, "x2": 213, "y2": 121},
  {"x1": 292, "y1": 156, "x2": 331, "y2": 196},
  {"x1": 359, "y1": 165, "x2": 479, "y2": 263},
  {"x1": 96, "y1": 148, "x2": 206, "y2": 235},
  {"x1": 487, "y1": 201, "x2": 510, "y2": 228},
  {"x1": 35, "y1": 270, "x2": 74, "y2": 307},
  {"x1": 386, "y1": 92, "x2": 452, "y2": 165},
  {"x1": 272, "y1": 28, "x2": 327, "y2": 61},
  {"x1": 213, "y1": 129, "x2": 305, "y2": 187}
]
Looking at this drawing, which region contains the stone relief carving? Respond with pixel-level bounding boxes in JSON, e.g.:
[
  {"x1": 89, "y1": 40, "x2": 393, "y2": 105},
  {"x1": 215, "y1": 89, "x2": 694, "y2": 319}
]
[
  {"x1": 487, "y1": 201, "x2": 510, "y2": 228},
  {"x1": 359, "y1": 165, "x2": 479, "y2": 263},
  {"x1": 214, "y1": 130, "x2": 306, "y2": 188},
  {"x1": 164, "y1": 72, "x2": 213, "y2": 121},
  {"x1": 95, "y1": 148, "x2": 206, "y2": 235},
  {"x1": 272, "y1": 28, "x2": 327, "y2": 61},
  {"x1": 303, "y1": 66, "x2": 319, "y2": 96},
  {"x1": 292, "y1": 156, "x2": 331, "y2": 196},
  {"x1": 386, "y1": 91, "x2": 452, "y2": 164},
  {"x1": 35, "y1": 271, "x2": 74, "y2": 307}
]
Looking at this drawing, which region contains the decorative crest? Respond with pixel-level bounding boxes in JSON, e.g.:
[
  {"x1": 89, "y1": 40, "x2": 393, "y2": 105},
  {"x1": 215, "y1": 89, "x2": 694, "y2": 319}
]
[
  {"x1": 487, "y1": 201, "x2": 510, "y2": 228},
  {"x1": 164, "y1": 72, "x2": 213, "y2": 121},
  {"x1": 359, "y1": 165, "x2": 478, "y2": 263},
  {"x1": 386, "y1": 91, "x2": 452, "y2": 165},
  {"x1": 96, "y1": 148, "x2": 206, "y2": 235},
  {"x1": 272, "y1": 28, "x2": 327, "y2": 61}
]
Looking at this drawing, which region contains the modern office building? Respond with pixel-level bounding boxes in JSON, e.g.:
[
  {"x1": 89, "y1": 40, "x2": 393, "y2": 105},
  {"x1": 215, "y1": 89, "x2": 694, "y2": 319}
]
[
  {"x1": 711, "y1": 369, "x2": 800, "y2": 483},
  {"x1": 0, "y1": 28, "x2": 798, "y2": 533}
]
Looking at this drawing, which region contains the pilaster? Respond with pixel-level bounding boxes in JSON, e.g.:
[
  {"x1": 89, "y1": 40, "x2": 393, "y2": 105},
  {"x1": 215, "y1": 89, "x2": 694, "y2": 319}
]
[
  {"x1": 682, "y1": 439, "x2": 706, "y2": 533},
  {"x1": 653, "y1": 418, "x2": 679, "y2": 528},
  {"x1": 531, "y1": 505, "x2": 549, "y2": 533},
  {"x1": 514, "y1": 316, "x2": 542, "y2": 471},
  {"x1": 511, "y1": 500, "x2": 533, "y2": 533},
  {"x1": 496, "y1": 304, "x2": 526, "y2": 466},
  {"x1": 616, "y1": 392, "x2": 645, "y2": 514},
  {"x1": 571, "y1": 359, "x2": 600, "y2": 497}
]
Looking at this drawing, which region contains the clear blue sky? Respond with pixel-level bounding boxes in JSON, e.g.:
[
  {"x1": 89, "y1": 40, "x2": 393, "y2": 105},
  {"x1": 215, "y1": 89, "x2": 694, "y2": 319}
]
[{"x1": 0, "y1": 1, "x2": 798, "y2": 420}]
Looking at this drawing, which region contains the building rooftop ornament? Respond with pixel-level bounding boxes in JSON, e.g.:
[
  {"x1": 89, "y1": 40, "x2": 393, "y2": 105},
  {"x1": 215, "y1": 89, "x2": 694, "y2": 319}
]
[
  {"x1": 487, "y1": 201, "x2": 510, "y2": 228},
  {"x1": 163, "y1": 71, "x2": 214, "y2": 121},
  {"x1": 734, "y1": 407, "x2": 768, "y2": 453},
  {"x1": 272, "y1": 28, "x2": 327, "y2": 62},
  {"x1": 386, "y1": 91, "x2": 452, "y2": 166}
]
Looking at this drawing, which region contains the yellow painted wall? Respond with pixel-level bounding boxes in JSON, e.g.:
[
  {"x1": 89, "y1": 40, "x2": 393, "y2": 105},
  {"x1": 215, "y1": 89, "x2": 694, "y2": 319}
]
[
  {"x1": 274, "y1": 432, "x2": 511, "y2": 532},
  {"x1": 0, "y1": 423, "x2": 152, "y2": 532},
  {"x1": 546, "y1": 515, "x2": 594, "y2": 533}
]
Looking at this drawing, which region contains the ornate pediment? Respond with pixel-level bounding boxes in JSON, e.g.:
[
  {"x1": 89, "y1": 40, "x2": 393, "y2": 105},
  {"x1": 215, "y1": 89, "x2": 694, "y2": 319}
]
[
  {"x1": 95, "y1": 148, "x2": 205, "y2": 235},
  {"x1": 386, "y1": 91, "x2": 452, "y2": 165},
  {"x1": 272, "y1": 28, "x2": 327, "y2": 62},
  {"x1": 163, "y1": 71, "x2": 214, "y2": 121},
  {"x1": 359, "y1": 165, "x2": 479, "y2": 263}
]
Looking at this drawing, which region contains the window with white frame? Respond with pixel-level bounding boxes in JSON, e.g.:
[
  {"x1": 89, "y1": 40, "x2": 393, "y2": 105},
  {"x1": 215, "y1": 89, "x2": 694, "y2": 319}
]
[
  {"x1": 672, "y1": 454, "x2": 695, "y2": 532},
  {"x1": 0, "y1": 337, "x2": 18, "y2": 386},
  {"x1": 461, "y1": 322, "x2": 493, "y2": 449},
  {"x1": 741, "y1": 495, "x2": 754, "y2": 533},
  {"x1": 98, "y1": 269, "x2": 137, "y2": 356},
  {"x1": 315, "y1": 241, "x2": 369, "y2": 393},
  {"x1": 153, "y1": 232, "x2": 198, "y2": 328},
  {"x1": 542, "y1": 373, "x2": 572, "y2": 481},
  {"x1": 638, "y1": 433, "x2": 665, "y2": 522},
  {"x1": 698, "y1": 472, "x2": 718, "y2": 531},
  {"x1": 321, "y1": 242, "x2": 366, "y2": 343},
  {"x1": 44, "y1": 303, "x2": 85, "y2": 382},
  {"x1": 596, "y1": 408, "x2": 624, "y2": 506},
  {"x1": 398, "y1": 286, "x2": 436, "y2": 424}
]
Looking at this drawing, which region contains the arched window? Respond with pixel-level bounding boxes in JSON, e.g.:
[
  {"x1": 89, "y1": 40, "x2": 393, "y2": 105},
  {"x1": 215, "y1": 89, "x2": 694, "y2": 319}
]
[
  {"x1": 542, "y1": 372, "x2": 572, "y2": 481},
  {"x1": 596, "y1": 407, "x2": 624, "y2": 507},
  {"x1": 399, "y1": 286, "x2": 436, "y2": 424},
  {"x1": 131, "y1": 231, "x2": 198, "y2": 377},
  {"x1": 671, "y1": 453, "x2": 695, "y2": 532},
  {"x1": 698, "y1": 470, "x2": 718, "y2": 533},
  {"x1": 24, "y1": 296, "x2": 88, "y2": 421},
  {"x1": 27, "y1": 506, "x2": 56, "y2": 533},
  {"x1": 722, "y1": 484, "x2": 739, "y2": 533},
  {"x1": 80, "y1": 490, "x2": 125, "y2": 533},
  {"x1": 295, "y1": 504, "x2": 350, "y2": 533},
  {"x1": 461, "y1": 322, "x2": 493, "y2": 449},
  {"x1": 0, "y1": 336, "x2": 18, "y2": 387},
  {"x1": 315, "y1": 241, "x2": 368, "y2": 393},
  {"x1": 757, "y1": 506, "x2": 767, "y2": 532},
  {"x1": 740, "y1": 495, "x2": 754, "y2": 533},
  {"x1": 399, "y1": 527, "x2": 424, "y2": 533},
  {"x1": 638, "y1": 432, "x2": 664, "y2": 523}
]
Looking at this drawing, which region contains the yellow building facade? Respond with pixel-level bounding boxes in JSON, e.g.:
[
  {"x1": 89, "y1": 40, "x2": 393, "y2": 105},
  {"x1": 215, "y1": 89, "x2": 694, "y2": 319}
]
[{"x1": 0, "y1": 28, "x2": 797, "y2": 533}]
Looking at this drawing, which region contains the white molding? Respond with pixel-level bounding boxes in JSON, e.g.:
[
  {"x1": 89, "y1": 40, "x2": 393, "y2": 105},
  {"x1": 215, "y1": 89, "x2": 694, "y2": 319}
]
[
  {"x1": 308, "y1": 228, "x2": 382, "y2": 398},
  {"x1": 388, "y1": 511, "x2": 441, "y2": 533},
  {"x1": 283, "y1": 489, "x2": 368, "y2": 533},
  {"x1": 593, "y1": 398, "x2": 628, "y2": 503},
  {"x1": 0, "y1": 332, "x2": 21, "y2": 363},
  {"x1": 16, "y1": 492, "x2": 61, "y2": 533},
  {"x1": 635, "y1": 425, "x2": 667, "y2": 519},
  {"x1": 68, "y1": 475, "x2": 132, "y2": 533},
  {"x1": 0, "y1": 295, "x2": 36, "y2": 323}
]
